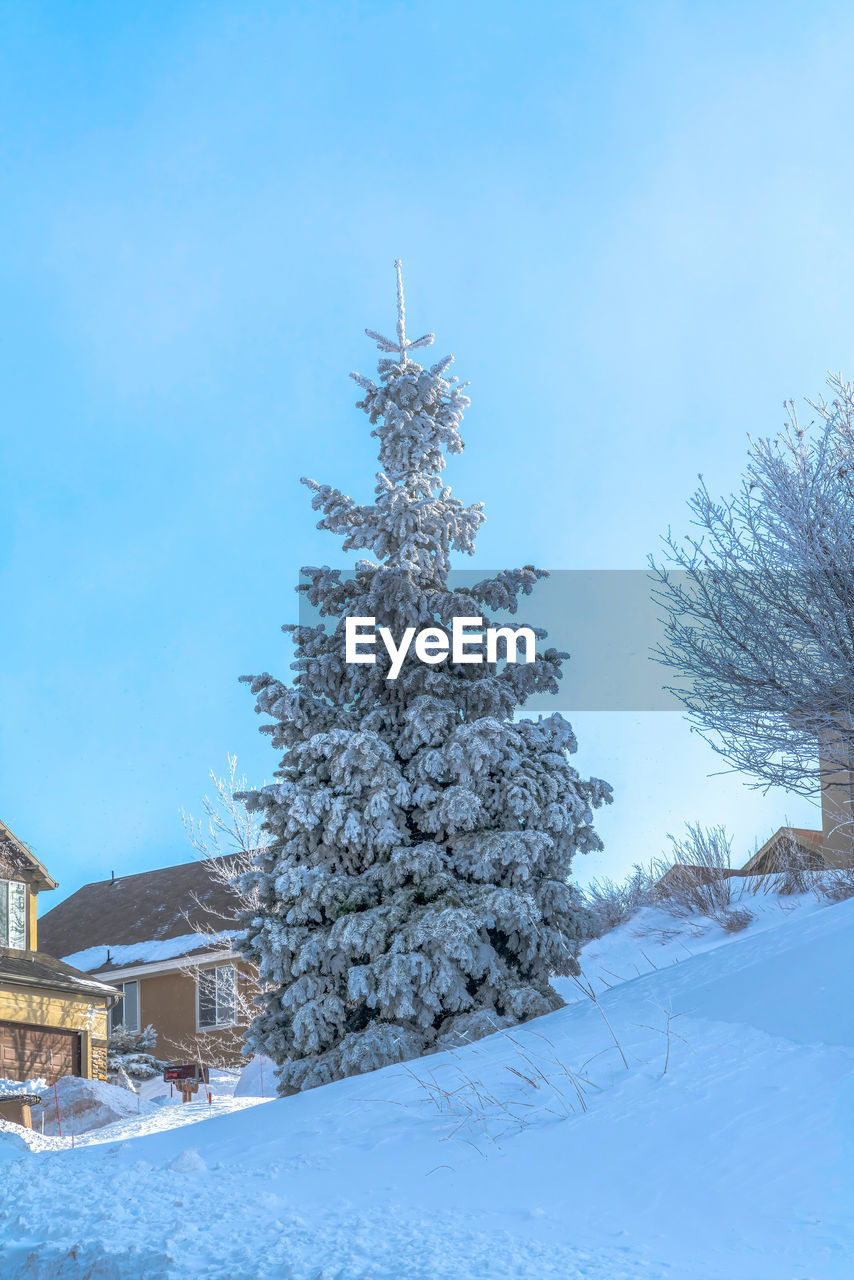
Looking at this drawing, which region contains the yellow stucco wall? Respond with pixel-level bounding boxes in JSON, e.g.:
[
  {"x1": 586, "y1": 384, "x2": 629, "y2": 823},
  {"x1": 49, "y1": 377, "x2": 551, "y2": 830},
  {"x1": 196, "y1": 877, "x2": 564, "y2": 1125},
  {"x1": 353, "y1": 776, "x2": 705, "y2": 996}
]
[
  {"x1": 3, "y1": 861, "x2": 113, "y2": 1080},
  {"x1": 0, "y1": 983, "x2": 110, "y2": 1078}
]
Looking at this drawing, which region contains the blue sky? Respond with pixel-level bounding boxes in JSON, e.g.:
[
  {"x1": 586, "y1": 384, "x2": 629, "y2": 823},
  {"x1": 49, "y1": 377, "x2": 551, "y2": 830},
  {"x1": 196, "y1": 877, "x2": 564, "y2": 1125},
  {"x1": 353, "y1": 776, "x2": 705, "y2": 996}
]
[{"x1": 2, "y1": 0, "x2": 850, "y2": 903}]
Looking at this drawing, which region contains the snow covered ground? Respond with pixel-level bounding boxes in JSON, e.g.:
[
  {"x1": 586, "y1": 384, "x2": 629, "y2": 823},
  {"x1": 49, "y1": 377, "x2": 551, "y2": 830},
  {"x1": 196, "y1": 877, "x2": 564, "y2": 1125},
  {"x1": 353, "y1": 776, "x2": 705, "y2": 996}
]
[{"x1": 1, "y1": 889, "x2": 852, "y2": 1278}]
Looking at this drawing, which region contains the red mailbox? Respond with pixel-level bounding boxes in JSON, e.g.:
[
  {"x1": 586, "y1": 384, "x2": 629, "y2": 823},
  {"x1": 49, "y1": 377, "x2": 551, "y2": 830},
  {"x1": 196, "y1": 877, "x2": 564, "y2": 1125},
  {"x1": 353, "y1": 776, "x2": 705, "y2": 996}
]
[{"x1": 163, "y1": 1063, "x2": 210, "y2": 1102}]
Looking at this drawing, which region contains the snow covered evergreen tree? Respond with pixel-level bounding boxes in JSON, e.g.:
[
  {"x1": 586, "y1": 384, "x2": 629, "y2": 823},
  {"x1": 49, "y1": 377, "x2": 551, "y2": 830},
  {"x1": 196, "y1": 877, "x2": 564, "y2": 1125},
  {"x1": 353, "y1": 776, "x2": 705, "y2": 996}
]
[
  {"x1": 107, "y1": 1024, "x2": 168, "y2": 1083},
  {"x1": 239, "y1": 263, "x2": 612, "y2": 1093}
]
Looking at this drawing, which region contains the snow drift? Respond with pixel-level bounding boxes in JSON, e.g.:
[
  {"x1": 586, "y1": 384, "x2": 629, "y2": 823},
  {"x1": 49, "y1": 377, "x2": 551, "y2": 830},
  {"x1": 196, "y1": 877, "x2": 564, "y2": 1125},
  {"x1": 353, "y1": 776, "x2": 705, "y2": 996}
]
[
  {"x1": 233, "y1": 1054, "x2": 275, "y2": 1098},
  {"x1": 0, "y1": 890, "x2": 852, "y2": 1278}
]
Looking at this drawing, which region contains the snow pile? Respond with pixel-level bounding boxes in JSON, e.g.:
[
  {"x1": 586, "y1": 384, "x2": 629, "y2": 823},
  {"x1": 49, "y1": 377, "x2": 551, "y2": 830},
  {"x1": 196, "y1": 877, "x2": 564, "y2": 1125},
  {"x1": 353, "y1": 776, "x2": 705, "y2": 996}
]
[
  {"x1": 233, "y1": 1054, "x2": 275, "y2": 1098},
  {"x1": 0, "y1": 1076, "x2": 46, "y2": 1099},
  {"x1": 0, "y1": 892, "x2": 852, "y2": 1278},
  {"x1": 0, "y1": 1122, "x2": 31, "y2": 1165},
  {"x1": 29, "y1": 1076, "x2": 157, "y2": 1137},
  {"x1": 168, "y1": 1145, "x2": 207, "y2": 1173},
  {"x1": 62, "y1": 930, "x2": 239, "y2": 972}
]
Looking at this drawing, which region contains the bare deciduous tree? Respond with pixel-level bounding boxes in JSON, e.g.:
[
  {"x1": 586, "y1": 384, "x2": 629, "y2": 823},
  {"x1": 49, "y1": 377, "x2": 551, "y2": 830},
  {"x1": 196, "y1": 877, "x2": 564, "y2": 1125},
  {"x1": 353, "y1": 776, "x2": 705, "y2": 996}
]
[
  {"x1": 171, "y1": 756, "x2": 270, "y2": 1069},
  {"x1": 652, "y1": 375, "x2": 854, "y2": 830},
  {"x1": 181, "y1": 754, "x2": 267, "y2": 909}
]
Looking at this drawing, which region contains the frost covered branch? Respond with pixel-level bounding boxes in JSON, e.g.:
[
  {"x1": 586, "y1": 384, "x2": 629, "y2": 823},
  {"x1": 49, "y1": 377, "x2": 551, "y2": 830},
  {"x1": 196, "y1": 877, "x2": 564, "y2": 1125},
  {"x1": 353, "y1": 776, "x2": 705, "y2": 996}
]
[{"x1": 652, "y1": 375, "x2": 854, "y2": 818}]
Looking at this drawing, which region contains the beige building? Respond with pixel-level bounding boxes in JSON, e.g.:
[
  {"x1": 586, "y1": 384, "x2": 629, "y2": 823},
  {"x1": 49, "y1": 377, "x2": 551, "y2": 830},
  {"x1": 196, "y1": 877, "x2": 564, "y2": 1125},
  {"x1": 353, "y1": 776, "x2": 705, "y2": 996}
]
[
  {"x1": 38, "y1": 857, "x2": 254, "y2": 1066},
  {"x1": 0, "y1": 819, "x2": 116, "y2": 1082}
]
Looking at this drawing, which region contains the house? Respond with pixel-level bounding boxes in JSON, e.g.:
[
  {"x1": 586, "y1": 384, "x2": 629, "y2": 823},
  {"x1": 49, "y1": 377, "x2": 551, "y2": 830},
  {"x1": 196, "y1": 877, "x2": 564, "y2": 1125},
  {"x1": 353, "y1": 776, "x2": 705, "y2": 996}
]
[
  {"x1": 652, "y1": 763, "x2": 854, "y2": 890},
  {"x1": 741, "y1": 763, "x2": 854, "y2": 876},
  {"x1": 740, "y1": 827, "x2": 828, "y2": 877},
  {"x1": 0, "y1": 818, "x2": 117, "y2": 1083},
  {"x1": 653, "y1": 861, "x2": 742, "y2": 894},
  {"x1": 38, "y1": 857, "x2": 254, "y2": 1065}
]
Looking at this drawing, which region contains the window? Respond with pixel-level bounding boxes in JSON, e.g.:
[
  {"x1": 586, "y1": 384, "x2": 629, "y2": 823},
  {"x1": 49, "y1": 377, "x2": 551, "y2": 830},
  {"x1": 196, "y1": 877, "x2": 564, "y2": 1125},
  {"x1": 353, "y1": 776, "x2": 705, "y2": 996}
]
[
  {"x1": 0, "y1": 880, "x2": 26, "y2": 949},
  {"x1": 109, "y1": 980, "x2": 140, "y2": 1034},
  {"x1": 197, "y1": 964, "x2": 237, "y2": 1030}
]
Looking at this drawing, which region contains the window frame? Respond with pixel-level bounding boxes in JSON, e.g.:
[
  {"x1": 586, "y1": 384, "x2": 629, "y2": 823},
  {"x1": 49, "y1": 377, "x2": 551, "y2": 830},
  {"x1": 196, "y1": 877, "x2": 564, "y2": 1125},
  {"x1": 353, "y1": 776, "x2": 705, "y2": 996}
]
[
  {"x1": 196, "y1": 963, "x2": 238, "y2": 1032},
  {"x1": 0, "y1": 879, "x2": 27, "y2": 949},
  {"x1": 109, "y1": 979, "x2": 141, "y2": 1035}
]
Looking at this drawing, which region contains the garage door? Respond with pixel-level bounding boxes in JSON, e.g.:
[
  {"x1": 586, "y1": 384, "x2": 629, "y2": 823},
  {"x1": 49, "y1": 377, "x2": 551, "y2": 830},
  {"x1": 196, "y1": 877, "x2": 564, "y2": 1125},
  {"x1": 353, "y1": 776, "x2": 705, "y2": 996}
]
[{"x1": 0, "y1": 1021, "x2": 81, "y2": 1082}]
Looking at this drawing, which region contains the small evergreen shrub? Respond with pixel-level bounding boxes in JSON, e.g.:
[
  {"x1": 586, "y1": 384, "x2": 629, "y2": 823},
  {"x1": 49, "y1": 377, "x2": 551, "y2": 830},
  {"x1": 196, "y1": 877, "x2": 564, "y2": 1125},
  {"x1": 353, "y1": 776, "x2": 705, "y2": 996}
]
[{"x1": 108, "y1": 1024, "x2": 168, "y2": 1083}]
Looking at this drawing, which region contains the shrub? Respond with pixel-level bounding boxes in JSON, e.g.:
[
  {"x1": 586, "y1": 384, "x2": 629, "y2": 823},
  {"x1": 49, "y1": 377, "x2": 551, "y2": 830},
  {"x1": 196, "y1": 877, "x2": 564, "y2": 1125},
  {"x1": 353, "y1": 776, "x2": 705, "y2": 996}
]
[
  {"x1": 584, "y1": 861, "x2": 662, "y2": 936},
  {"x1": 583, "y1": 823, "x2": 761, "y2": 937},
  {"x1": 761, "y1": 832, "x2": 822, "y2": 895},
  {"x1": 815, "y1": 865, "x2": 854, "y2": 902},
  {"x1": 656, "y1": 823, "x2": 748, "y2": 926},
  {"x1": 719, "y1": 906, "x2": 754, "y2": 932},
  {"x1": 107, "y1": 1023, "x2": 168, "y2": 1083}
]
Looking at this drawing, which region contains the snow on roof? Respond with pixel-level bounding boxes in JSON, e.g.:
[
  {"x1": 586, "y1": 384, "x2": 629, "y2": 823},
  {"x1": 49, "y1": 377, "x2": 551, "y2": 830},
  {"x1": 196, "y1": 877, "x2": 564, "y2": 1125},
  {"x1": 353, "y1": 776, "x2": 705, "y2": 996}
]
[
  {"x1": 62, "y1": 929, "x2": 240, "y2": 974},
  {"x1": 38, "y1": 856, "x2": 242, "y2": 963},
  {"x1": 0, "y1": 1076, "x2": 46, "y2": 1099}
]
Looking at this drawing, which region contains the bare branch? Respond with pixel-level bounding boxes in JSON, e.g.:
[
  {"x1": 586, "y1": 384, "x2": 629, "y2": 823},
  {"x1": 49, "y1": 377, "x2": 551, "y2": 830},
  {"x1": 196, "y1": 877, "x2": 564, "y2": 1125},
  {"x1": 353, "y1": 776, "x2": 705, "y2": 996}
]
[{"x1": 652, "y1": 373, "x2": 854, "y2": 823}]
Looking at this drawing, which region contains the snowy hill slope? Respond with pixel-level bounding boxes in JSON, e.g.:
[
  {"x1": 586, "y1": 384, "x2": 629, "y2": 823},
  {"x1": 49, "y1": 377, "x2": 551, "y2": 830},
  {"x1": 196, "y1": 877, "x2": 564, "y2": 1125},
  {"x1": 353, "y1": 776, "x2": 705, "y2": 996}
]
[{"x1": 1, "y1": 893, "x2": 853, "y2": 1279}]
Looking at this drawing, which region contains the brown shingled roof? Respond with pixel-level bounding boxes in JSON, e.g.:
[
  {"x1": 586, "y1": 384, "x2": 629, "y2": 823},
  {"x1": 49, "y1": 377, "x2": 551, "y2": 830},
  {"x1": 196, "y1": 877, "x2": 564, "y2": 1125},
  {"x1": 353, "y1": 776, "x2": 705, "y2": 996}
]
[
  {"x1": 0, "y1": 947, "x2": 118, "y2": 998},
  {"x1": 787, "y1": 827, "x2": 824, "y2": 845},
  {"x1": 38, "y1": 857, "x2": 242, "y2": 964}
]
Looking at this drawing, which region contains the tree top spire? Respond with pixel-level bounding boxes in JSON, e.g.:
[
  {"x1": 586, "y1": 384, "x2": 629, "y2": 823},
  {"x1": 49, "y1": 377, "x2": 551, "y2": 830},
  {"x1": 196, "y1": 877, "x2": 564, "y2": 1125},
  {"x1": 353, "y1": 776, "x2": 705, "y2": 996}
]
[
  {"x1": 364, "y1": 260, "x2": 436, "y2": 362},
  {"x1": 394, "y1": 258, "x2": 406, "y2": 359}
]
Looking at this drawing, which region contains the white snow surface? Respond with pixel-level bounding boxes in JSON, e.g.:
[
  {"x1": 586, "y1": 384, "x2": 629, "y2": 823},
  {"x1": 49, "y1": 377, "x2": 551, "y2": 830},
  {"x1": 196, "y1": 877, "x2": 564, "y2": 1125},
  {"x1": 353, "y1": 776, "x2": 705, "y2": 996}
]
[
  {"x1": 0, "y1": 1078, "x2": 46, "y2": 1100},
  {"x1": 62, "y1": 930, "x2": 239, "y2": 972},
  {"x1": 1, "y1": 890, "x2": 853, "y2": 1278}
]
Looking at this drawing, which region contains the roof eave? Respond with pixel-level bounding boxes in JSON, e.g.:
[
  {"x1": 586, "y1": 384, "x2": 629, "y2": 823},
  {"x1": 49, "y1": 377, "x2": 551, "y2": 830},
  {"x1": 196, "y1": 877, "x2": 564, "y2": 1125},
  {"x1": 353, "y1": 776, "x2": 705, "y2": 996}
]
[
  {"x1": 0, "y1": 818, "x2": 58, "y2": 890},
  {"x1": 0, "y1": 969, "x2": 119, "y2": 999},
  {"x1": 86, "y1": 946, "x2": 238, "y2": 982}
]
